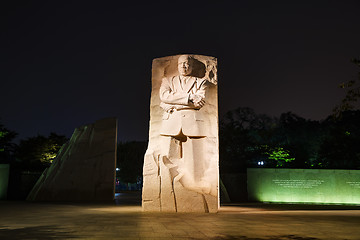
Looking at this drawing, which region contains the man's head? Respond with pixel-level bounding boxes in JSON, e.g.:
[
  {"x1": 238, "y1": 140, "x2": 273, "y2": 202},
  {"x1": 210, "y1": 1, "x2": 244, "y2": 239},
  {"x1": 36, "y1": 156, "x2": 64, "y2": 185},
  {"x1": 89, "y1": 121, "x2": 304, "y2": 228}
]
[{"x1": 178, "y1": 55, "x2": 194, "y2": 76}]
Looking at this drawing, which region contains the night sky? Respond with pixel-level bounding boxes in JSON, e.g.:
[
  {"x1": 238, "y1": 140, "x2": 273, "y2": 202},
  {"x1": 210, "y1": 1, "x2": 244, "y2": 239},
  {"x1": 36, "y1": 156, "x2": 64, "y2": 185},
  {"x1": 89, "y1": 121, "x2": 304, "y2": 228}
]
[{"x1": 2, "y1": 1, "x2": 360, "y2": 142}]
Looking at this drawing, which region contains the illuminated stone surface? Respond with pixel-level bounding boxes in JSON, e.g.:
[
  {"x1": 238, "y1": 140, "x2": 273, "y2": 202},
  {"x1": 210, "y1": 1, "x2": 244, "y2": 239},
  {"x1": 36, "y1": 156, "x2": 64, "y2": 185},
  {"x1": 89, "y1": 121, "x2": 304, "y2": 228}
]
[
  {"x1": 142, "y1": 54, "x2": 219, "y2": 212},
  {"x1": 248, "y1": 168, "x2": 360, "y2": 204},
  {"x1": 27, "y1": 118, "x2": 117, "y2": 201}
]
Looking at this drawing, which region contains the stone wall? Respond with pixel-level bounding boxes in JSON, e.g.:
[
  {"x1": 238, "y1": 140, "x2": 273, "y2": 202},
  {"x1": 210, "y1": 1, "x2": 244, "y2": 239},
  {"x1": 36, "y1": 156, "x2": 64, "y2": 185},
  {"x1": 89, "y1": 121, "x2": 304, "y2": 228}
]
[
  {"x1": 27, "y1": 118, "x2": 117, "y2": 201},
  {"x1": 248, "y1": 168, "x2": 360, "y2": 204}
]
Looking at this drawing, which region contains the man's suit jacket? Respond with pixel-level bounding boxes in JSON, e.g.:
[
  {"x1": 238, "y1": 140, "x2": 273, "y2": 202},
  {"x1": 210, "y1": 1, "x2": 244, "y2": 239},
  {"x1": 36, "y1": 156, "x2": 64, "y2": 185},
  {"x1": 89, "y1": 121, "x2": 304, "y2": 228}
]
[{"x1": 159, "y1": 75, "x2": 207, "y2": 137}]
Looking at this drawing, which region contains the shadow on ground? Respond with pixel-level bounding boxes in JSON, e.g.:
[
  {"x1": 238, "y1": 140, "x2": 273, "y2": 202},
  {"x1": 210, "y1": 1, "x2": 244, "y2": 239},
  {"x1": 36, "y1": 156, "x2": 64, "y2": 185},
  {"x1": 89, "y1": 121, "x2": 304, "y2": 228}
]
[
  {"x1": 197, "y1": 236, "x2": 319, "y2": 240},
  {"x1": 0, "y1": 225, "x2": 85, "y2": 239},
  {"x1": 115, "y1": 191, "x2": 142, "y2": 205}
]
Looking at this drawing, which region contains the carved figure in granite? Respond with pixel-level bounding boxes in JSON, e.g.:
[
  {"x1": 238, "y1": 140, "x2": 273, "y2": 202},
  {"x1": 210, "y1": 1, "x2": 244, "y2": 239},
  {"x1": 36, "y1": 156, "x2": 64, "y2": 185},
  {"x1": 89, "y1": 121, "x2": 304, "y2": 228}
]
[
  {"x1": 159, "y1": 55, "x2": 215, "y2": 196},
  {"x1": 142, "y1": 54, "x2": 219, "y2": 213}
]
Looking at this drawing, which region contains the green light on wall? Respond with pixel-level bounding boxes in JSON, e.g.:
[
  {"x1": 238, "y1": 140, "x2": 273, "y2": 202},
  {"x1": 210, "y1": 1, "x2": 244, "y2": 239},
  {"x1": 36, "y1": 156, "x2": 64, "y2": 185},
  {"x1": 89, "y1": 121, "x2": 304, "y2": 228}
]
[{"x1": 247, "y1": 168, "x2": 360, "y2": 205}]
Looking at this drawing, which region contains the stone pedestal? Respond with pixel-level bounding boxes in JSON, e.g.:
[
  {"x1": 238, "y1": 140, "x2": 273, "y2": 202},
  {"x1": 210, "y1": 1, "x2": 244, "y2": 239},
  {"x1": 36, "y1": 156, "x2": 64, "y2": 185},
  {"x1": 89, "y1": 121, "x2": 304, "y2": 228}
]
[
  {"x1": 27, "y1": 118, "x2": 117, "y2": 201},
  {"x1": 142, "y1": 54, "x2": 219, "y2": 212}
]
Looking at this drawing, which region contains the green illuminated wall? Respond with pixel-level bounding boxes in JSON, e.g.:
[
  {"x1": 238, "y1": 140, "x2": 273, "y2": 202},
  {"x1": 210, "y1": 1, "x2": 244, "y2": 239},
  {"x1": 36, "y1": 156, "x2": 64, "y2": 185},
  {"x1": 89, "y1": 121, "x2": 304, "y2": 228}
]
[
  {"x1": 247, "y1": 168, "x2": 360, "y2": 204},
  {"x1": 0, "y1": 164, "x2": 10, "y2": 200}
]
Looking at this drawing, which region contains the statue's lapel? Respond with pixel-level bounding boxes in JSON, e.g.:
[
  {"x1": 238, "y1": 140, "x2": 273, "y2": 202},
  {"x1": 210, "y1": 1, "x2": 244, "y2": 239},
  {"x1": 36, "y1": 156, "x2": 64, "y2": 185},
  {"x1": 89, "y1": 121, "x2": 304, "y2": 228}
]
[
  {"x1": 174, "y1": 76, "x2": 182, "y2": 91},
  {"x1": 183, "y1": 77, "x2": 196, "y2": 93}
]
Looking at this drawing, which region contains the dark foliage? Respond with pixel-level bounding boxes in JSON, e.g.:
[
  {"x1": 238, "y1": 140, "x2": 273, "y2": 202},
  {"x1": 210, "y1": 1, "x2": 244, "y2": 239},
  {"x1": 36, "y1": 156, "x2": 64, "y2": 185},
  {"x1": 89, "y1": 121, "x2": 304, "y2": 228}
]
[
  {"x1": 0, "y1": 122, "x2": 18, "y2": 164},
  {"x1": 220, "y1": 107, "x2": 360, "y2": 173},
  {"x1": 317, "y1": 111, "x2": 360, "y2": 169},
  {"x1": 333, "y1": 58, "x2": 360, "y2": 118},
  {"x1": 15, "y1": 133, "x2": 68, "y2": 171},
  {"x1": 117, "y1": 141, "x2": 147, "y2": 183}
]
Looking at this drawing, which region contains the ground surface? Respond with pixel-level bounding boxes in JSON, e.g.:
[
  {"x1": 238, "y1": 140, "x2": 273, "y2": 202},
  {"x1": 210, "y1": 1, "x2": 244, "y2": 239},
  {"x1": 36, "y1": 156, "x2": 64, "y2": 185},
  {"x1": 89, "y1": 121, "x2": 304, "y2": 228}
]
[{"x1": 1, "y1": 192, "x2": 360, "y2": 240}]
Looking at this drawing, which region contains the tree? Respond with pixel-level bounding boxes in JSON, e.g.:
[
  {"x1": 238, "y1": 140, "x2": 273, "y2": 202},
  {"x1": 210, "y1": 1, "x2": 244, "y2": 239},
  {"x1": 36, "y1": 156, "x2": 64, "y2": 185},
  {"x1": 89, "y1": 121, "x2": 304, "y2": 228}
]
[
  {"x1": 274, "y1": 112, "x2": 323, "y2": 168},
  {"x1": 318, "y1": 110, "x2": 360, "y2": 169},
  {"x1": 220, "y1": 108, "x2": 325, "y2": 170},
  {"x1": 0, "y1": 122, "x2": 18, "y2": 163},
  {"x1": 220, "y1": 107, "x2": 360, "y2": 171},
  {"x1": 15, "y1": 133, "x2": 68, "y2": 170},
  {"x1": 116, "y1": 141, "x2": 147, "y2": 183},
  {"x1": 260, "y1": 146, "x2": 295, "y2": 167},
  {"x1": 333, "y1": 58, "x2": 360, "y2": 118},
  {"x1": 219, "y1": 107, "x2": 278, "y2": 172}
]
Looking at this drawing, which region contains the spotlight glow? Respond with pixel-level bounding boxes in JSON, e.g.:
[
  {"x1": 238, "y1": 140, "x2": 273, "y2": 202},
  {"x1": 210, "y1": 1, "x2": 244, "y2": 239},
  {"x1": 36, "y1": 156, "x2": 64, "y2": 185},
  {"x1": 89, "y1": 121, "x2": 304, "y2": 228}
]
[{"x1": 247, "y1": 168, "x2": 360, "y2": 205}]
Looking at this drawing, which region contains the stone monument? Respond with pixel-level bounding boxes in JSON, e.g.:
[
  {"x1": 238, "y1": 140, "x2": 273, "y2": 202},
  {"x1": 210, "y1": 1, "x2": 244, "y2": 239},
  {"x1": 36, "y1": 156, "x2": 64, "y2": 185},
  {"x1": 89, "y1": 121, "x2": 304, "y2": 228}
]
[
  {"x1": 142, "y1": 54, "x2": 219, "y2": 212},
  {"x1": 27, "y1": 118, "x2": 117, "y2": 201}
]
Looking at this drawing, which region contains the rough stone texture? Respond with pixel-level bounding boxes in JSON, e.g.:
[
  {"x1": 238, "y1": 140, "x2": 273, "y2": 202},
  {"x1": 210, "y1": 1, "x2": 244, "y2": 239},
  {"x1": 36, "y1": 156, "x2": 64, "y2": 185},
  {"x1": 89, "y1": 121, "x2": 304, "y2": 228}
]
[
  {"x1": 27, "y1": 118, "x2": 117, "y2": 201},
  {"x1": 142, "y1": 54, "x2": 219, "y2": 212}
]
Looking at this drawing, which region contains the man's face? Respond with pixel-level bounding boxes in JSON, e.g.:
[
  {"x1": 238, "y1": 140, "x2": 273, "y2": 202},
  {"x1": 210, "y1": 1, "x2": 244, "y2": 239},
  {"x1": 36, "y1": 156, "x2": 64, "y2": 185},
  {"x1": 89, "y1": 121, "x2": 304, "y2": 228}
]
[{"x1": 178, "y1": 56, "x2": 193, "y2": 76}]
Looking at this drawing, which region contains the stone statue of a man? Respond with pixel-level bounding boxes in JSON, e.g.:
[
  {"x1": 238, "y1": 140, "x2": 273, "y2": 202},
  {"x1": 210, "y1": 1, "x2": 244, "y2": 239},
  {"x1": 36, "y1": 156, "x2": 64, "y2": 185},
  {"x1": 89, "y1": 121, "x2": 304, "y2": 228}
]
[
  {"x1": 159, "y1": 55, "x2": 216, "y2": 196},
  {"x1": 142, "y1": 54, "x2": 218, "y2": 213}
]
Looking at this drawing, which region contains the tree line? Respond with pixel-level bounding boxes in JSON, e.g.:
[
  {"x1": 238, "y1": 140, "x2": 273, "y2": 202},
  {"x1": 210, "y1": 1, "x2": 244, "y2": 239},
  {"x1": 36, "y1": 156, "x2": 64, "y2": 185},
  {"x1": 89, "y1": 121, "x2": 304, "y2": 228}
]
[
  {"x1": 0, "y1": 127, "x2": 68, "y2": 171},
  {"x1": 220, "y1": 108, "x2": 360, "y2": 173},
  {"x1": 1, "y1": 109, "x2": 360, "y2": 183}
]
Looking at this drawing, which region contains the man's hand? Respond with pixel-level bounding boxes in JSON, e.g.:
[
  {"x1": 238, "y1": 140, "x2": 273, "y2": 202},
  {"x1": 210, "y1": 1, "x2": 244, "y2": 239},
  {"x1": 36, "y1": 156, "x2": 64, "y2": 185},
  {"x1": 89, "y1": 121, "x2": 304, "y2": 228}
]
[
  {"x1": 194, "y1": 99, "x2": 205, "y2": 108},
  {"x1": 162, "y1": 104, "x2": 175, "y2": 113},
  {"x1": 190, "y1": 94, "x2": 205, "y2": 108}
]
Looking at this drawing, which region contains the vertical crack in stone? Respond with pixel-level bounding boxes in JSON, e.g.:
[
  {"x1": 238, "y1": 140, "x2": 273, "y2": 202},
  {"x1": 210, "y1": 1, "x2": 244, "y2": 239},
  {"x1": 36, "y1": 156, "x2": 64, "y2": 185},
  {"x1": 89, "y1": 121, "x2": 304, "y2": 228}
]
[
  {"x1": 158, "y1": 154, "x2": 162, "y2": 210},
  {"x1": 159, "y1": 174, "x2": 162, "y2": 210},
  {"x1": 172, "y1": 179, "x2": 178, "y2": 212},
  {"x1": 202, "y1": 194, "x2": 209, "y2": 213}
]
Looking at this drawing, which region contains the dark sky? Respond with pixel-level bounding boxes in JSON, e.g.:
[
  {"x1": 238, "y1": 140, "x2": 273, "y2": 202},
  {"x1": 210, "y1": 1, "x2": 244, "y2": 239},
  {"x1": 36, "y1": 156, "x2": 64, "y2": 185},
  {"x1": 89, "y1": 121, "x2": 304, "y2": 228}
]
[{"x1": 2, "y1": 1, "x2": 360, "y2": 142}]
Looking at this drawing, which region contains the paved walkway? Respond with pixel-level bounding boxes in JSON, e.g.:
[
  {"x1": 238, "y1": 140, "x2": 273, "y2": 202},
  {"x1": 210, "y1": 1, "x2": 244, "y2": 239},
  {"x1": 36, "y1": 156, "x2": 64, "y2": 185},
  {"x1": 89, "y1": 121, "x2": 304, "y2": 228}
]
[{"x1": 1, "y1": 192, "x2": 360, "y2": 240}]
